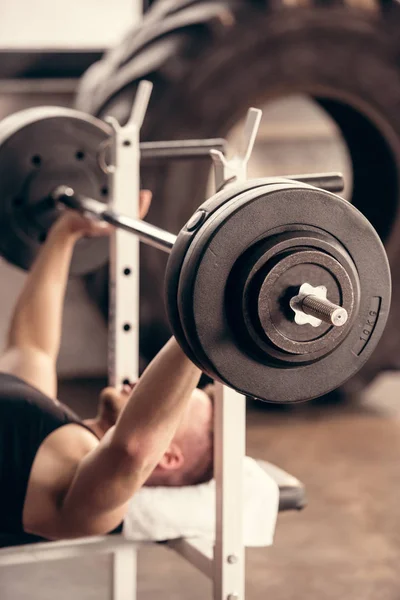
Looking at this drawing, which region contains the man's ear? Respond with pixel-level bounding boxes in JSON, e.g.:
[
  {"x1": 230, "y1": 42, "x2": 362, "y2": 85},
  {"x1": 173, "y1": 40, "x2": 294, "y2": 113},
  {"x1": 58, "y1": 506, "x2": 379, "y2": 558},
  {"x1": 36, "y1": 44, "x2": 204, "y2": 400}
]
[{"x1": 158, "y1": 442, "x2": 184, "y2": 471}]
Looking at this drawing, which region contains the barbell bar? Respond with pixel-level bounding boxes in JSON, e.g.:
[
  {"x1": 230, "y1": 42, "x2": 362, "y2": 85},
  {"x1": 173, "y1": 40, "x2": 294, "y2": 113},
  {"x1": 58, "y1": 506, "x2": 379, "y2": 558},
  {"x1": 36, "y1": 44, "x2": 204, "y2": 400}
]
[
  {"x1": 52, "y1": 184, "x2": 349, "y2": 331},
  {"x1": 53, "y1": 185, "x2": 177, "y2": 253},
  {"x1": 52, "y1": 168, "x2": 345, "y2": 255},
  {"x1": 50, "y1": 177, "x2": 390, "y2": 403}
]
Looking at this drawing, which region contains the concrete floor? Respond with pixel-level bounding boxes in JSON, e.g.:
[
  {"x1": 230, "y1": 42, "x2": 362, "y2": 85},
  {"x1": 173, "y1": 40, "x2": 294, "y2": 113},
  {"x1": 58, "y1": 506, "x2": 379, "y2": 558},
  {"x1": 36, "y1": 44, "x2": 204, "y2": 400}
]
[{"x1": 1, "y1": 374, "x2": 400, "y2": 600}]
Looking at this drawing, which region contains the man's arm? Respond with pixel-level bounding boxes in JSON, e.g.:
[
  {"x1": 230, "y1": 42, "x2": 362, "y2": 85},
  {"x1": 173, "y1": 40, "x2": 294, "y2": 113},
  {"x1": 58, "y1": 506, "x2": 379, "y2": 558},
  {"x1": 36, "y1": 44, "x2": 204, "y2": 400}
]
[
  {"x1": 0, "y1": 218, "x2": 82, "y2": 397},
  {"x1": 0, "y1": 190, "x2": 152, "y2": 398},
  {"x1": 54, "y1": 338, "x2": 201, "y2": 538}
]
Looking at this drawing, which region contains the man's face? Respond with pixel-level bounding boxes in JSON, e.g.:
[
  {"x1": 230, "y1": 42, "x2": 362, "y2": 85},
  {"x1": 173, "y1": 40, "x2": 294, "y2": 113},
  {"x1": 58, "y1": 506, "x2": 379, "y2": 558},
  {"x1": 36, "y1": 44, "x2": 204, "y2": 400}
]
[
  {"x1": 95, "y1": 384, "x2": 214, "y2": 486},
  {"x1": 145, "y1": 387, "x2": 214, "y2": 486}
]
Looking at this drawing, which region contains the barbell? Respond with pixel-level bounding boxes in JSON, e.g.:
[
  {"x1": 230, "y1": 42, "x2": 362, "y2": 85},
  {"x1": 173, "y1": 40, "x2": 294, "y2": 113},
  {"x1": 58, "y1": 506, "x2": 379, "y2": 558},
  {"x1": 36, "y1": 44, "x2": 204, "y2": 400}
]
[{"x1": 0, "y1": 106, "x2": 392, "y2": 403}]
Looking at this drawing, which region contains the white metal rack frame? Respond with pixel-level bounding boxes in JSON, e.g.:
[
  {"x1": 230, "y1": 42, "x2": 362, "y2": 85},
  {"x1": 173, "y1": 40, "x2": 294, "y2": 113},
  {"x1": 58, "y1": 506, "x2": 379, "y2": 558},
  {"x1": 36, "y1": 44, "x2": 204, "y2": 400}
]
[{"x1": 0, "y1": 83, "x2": 258, "y2": 600}]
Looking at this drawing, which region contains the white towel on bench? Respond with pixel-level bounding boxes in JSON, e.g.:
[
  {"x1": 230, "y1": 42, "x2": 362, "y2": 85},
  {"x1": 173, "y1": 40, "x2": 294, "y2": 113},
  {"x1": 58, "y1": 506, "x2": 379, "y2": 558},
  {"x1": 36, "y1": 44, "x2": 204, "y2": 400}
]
[{"x1": 123, "y1": 456, "x2": 279, "y2": 547}]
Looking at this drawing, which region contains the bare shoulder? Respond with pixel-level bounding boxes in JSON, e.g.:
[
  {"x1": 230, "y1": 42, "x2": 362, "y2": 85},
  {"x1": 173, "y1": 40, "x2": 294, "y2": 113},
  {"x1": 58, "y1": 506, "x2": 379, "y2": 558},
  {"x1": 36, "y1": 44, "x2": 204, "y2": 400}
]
[
  {"x1": 23, "y1": 424, "x2": 99, "y2": 538},
  {"x1": 39, "y1": 422, "x2": 99, "y2": 456}
]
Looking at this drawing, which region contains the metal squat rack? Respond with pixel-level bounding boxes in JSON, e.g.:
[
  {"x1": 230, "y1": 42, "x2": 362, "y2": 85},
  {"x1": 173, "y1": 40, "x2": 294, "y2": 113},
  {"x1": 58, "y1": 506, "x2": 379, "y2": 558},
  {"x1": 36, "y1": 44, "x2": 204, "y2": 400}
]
[{"x1": 0, "y1": 81, "x2": 257, "y2": 600}]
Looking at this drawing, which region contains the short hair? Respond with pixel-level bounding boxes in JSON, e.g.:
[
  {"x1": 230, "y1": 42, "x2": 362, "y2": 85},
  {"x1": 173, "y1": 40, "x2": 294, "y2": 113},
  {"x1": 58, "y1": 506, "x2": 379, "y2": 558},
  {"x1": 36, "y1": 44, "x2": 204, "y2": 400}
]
[{"x1": 179, "y1": 385, "x2": 215, "y2": 486}]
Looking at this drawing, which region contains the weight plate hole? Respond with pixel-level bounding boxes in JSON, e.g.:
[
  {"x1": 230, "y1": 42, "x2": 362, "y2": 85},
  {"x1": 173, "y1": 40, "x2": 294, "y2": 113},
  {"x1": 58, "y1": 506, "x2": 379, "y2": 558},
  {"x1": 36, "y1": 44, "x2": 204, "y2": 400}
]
[
  {"x1": 75, "y1": 151, "x2": 85, "y2": 161},
  {"x1": 31, "y1": 155, "x2": 42, "y2": 167},
  {"x1": 123, "y1": 323, "x2": 131, "y2": 332}
]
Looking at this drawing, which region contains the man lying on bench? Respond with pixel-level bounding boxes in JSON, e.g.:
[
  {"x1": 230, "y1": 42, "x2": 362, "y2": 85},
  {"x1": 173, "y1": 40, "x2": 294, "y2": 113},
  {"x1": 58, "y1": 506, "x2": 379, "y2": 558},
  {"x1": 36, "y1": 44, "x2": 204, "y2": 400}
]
[{"x1": 0, "y1": 190, "x2": 215, "y2": 543}]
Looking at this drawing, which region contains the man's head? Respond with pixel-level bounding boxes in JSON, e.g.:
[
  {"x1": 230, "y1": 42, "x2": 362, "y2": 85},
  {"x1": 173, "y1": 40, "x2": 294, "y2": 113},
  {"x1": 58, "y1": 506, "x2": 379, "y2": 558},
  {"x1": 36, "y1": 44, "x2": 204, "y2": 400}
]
[
  {"x1": 145, "y1": 385, "x2": 214, "y2": 486},
  {"x1": 87, "y1": 383, "x2": 214, "y2": 487}
]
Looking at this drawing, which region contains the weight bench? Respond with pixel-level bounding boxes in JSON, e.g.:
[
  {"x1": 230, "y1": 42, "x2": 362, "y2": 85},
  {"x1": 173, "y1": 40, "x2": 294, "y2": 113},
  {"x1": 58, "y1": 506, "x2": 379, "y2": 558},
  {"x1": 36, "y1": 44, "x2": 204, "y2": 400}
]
[{"x1": 0, "y1": 463, "x2": 305, "y2": 599}]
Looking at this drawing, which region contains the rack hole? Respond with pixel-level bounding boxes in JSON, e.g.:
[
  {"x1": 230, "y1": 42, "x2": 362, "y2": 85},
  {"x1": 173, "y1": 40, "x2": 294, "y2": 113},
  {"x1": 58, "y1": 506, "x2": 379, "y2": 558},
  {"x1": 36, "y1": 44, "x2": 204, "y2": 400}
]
[{"x1": 31, "y1": 155, "x2": 42, "y2": 167}]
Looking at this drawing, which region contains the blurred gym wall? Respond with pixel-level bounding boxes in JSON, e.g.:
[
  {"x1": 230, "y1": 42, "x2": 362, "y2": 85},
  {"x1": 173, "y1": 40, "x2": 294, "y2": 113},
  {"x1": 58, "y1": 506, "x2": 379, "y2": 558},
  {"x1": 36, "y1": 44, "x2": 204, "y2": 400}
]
[{"x1": 0, "y1": 0, "x2": 137, "y2": 49}]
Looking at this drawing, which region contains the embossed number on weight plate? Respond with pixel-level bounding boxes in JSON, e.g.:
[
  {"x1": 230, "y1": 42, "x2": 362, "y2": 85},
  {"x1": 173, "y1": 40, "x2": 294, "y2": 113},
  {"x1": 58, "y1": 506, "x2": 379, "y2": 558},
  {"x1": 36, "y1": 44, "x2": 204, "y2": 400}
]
[{"x1": 352, "y1": 297, "x2": 381, "y2": 356}]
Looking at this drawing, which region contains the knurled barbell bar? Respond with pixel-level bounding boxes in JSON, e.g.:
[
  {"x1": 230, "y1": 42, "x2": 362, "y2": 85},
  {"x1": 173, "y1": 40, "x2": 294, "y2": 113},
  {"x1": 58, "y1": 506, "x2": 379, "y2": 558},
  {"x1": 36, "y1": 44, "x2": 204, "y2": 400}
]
[
  {"x1": 54, "y1": 183, "x2": 355, "y2": 341},
  {"x1": 51, "y1": 182, "x2": 391, "y2": 404},
  {"x1": 0, "y1": 106, "x2": 391, "y2": 403}
]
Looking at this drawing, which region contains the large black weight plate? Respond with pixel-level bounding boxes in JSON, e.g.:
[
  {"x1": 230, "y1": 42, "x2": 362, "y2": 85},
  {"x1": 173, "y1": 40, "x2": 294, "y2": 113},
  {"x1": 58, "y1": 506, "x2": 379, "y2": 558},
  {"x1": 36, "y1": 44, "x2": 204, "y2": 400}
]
[
  {"x1": 0, "y1": 107, "x2": 110, "y2": 275},
  {"x1": 166, "y1": 177, "x2": 352, "y2": 369},
  {"x1": 167, "y1": 182, "x2": 391, "y2": 403}
]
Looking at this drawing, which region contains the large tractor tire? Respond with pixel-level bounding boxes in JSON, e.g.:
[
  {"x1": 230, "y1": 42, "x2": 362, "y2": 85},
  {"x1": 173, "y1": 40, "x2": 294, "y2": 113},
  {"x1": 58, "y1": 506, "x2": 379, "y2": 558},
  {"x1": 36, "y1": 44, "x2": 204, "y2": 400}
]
[{"x1": 77, "y1": 0, "x2": 400, "y2": 395}]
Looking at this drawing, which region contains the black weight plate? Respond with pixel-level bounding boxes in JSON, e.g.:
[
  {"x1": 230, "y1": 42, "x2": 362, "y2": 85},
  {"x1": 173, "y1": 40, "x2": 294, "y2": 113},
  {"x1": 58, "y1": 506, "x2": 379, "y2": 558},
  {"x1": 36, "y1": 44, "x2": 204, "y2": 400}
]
[
  {"x1": 164, "y1": 177, "x2": 292, "y2": 365},
  {"x1": 0, "y1": 107, "x2": 111, "y2": 275},
  {"x1": 176, "y1": 183, "x2": 391, "y2": 403}
]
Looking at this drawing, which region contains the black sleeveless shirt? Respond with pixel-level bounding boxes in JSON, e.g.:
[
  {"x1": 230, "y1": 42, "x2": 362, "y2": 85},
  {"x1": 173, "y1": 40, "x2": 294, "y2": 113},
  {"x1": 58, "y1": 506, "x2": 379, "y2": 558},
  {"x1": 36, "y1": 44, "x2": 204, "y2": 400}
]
[{"x1": 0, "y1": 372, "x2": 97, "y2": 546}]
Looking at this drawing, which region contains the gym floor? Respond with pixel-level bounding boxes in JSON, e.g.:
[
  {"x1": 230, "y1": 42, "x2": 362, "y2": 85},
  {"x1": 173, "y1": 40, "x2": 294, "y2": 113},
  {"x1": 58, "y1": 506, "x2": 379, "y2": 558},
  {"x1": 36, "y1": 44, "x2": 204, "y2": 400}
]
[{"x1": 1, "y1": 373, "x2": 400, "y2": 600}]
